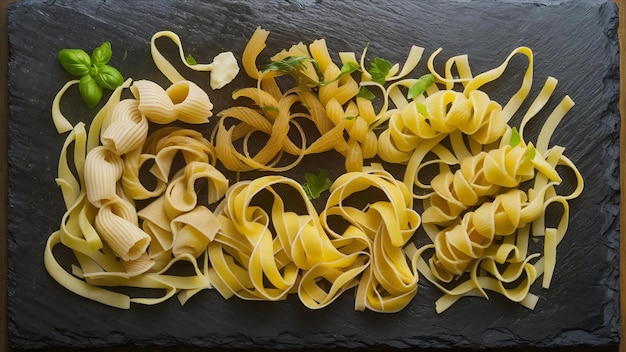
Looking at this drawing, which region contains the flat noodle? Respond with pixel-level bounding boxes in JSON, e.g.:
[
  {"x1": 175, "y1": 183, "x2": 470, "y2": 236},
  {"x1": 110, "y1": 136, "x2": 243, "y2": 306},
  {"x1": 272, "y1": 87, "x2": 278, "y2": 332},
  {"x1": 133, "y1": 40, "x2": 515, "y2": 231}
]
[
  {"x1": 150, "y1": 30, "x2": 239, "y2": 89},
  {"x1": 51, "y1": 79, "x2": 80, "y2": 133}
]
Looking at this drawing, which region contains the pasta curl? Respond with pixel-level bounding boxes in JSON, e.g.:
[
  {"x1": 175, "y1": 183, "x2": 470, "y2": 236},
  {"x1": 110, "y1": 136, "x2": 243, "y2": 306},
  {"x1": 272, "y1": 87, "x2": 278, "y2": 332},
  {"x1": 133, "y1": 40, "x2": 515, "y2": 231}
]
[{"x1": 320, "y1": 165, "x2": 421, "y2": 312}]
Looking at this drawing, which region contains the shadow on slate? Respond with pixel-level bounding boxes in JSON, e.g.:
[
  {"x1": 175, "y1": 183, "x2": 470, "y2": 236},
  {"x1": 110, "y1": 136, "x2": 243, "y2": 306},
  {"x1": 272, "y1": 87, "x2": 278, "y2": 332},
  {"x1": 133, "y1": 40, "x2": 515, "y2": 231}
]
[{"x1": 6, "y1": 0, "x2": 620, "y2": 350}]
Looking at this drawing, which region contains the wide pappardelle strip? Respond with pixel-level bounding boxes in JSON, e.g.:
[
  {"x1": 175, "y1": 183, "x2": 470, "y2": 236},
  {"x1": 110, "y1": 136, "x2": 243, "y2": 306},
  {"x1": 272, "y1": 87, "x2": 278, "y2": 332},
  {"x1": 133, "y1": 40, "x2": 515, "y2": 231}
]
[{"x1": 46, "y1": 27, "x2": 583, "y2": 314}]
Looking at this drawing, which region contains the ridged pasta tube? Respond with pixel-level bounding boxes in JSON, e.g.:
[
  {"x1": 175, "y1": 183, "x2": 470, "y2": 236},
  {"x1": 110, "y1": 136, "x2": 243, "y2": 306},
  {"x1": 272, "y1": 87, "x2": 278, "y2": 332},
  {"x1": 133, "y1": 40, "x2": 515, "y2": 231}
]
[
  {"x1": 84, "y1": 146, "x2": 123, "y2": 207},
  {"x1": 131, "y1": 79, "x2": 213, "y2": 124},
  {"x1": 100, "y1": 99, "x2": 149, "y2": 155}
]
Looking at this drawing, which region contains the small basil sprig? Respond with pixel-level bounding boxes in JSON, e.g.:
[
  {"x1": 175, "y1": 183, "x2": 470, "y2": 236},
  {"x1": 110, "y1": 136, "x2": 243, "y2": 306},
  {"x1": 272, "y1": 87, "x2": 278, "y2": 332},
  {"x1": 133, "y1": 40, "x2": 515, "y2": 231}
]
[
  {"x1": 57, "y1": 41, "x2": 124, "y2": 108},
  {"x1": 368, "y1": 57, "x2": 392, "y2": 85},
  {"x1": 407, "y1": 73, "x2": 435, "y2": 100},
  {"x1": 302, "y1": 169, "x2": 332, "y2": 200}
]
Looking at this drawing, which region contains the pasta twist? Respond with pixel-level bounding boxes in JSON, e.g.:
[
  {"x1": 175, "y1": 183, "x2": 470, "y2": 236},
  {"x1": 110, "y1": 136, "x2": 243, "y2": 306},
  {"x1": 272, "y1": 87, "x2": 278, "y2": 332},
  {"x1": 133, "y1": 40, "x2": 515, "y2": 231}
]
[
  {"x1": 380, "y1": 90, "x2": 507, "y2": 165},
  {"x1": 428, "y1": 185, "x2": 550, "y2": 282},
  {"x1": 131, "y1": 79, "x2": 213, "y2": 124},
  {"x1": 320, "y1": 165, "x2": 421, "y2": 312},
  {"x1": 422, "y1": 139, "x2": 555, "y2": 225},
  {"x1": 214, "y1": 90, "x2": 307, "y2": 172},
  {"x1": 208, "y1": 176, "x2": 331, "y2": 301}
]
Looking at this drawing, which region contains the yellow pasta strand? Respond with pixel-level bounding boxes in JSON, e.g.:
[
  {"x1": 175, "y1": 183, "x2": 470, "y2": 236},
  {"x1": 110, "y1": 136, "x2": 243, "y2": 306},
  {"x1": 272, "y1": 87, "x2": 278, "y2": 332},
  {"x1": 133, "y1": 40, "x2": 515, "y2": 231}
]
[{"x1": 150, "y1": 30, "x2": 239, "y2": 89}]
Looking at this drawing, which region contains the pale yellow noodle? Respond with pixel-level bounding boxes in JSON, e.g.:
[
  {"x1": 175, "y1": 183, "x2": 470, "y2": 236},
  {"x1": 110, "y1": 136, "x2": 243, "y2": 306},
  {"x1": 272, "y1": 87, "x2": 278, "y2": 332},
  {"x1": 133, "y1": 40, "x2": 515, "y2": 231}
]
[
  {"x1": 83, "y1": 146, "x2": 124, "y2": 207},
  {"x1": 150, "y1": 30, "x2": 239, "y2": 89},
  {"x1": 100, "y1": 99, "x2": 149, "y2": 155}
]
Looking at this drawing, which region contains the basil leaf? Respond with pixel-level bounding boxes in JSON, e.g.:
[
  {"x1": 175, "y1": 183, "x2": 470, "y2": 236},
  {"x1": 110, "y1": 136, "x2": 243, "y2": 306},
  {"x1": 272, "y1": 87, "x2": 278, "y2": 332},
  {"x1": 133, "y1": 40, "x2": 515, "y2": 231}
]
[
  {"x1": 415, "y1": 102, "x2": 429, "y2": 117},
  {"x1": 356, "y1": 87, "x2": 376, "y2": 101},
  {"x1": 79, "y1": 75, "x2": 103, "y2": 108},
  {"x1": 510, "y1": 127, "x2": 521, "y2": 147},
  {"x1": 57, "y1": 49, "x2": 91, "y2": 76},
  {"x1": 339, "y1": 62, "x2": 359, "y2": 78},
  {"x1": 368, "y1": 57, "x2": 392, "y2": 85},
  {"x1": 263, "y1": 56, "x2": 310, "y2": 74},
  {"x1": 407, "y1": 73, "x2": 435, "y2": 99},
  {"x1": 94, "y1": 65, "x2": 124, "y2": 90},
  {"x1": 302, "y1": 170, "x2": 332, "y2": 200},
  {"x1": 186, "y1": 53, "x2": 198, "y2": 65},
  {"x1": 91, "y1": 41, "x2": 112, "y2": 66}
]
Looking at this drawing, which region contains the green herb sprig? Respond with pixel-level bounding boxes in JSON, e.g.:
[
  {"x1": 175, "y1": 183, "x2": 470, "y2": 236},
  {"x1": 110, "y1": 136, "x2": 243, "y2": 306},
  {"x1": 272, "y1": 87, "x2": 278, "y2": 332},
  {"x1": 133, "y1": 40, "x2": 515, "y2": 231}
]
[
  {"x1": 263, "y1": 55, "x2": 324, "y2": 87},
  {"x1": 509, "y1": 127, "x2": 536, "y2": 161},
  {"x1": 368, "y1": 57, "x2": 393, "y2": 85},
  {"x1": 58, "y1": 41, "x2": 124, "y2": 108},
  {"x1": 302, "y1": 169, "x2": 332, "y2": 200},
  {"x1": 407, "y1": 73, "x2": 435, "y2": 100},
  {"x1": 263, "y1": 56, "x2": 360, "y2": 88}
]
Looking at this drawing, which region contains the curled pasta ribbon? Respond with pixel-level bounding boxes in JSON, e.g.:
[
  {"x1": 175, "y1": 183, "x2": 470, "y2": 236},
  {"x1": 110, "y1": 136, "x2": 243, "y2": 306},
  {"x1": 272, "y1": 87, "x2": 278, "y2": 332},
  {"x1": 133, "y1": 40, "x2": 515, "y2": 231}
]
[
  {"x1": 51, "y1": 79, "x2": 80, "y2": 133},
  {"x1": 379, "y1": 89, "x2": 506, "y2": 165},
  {"x1": 320, "y1": 165, "x2": 421, "y2": 312},
  {"x1": 150, "y1": 30, "x2": 239, "y2": 89},
  {"x1": 422, "y1": 139, "x2": 557, "y2": 225},
  {"x1": 170, "y1": 206, "x2": 220, "y2": 258},
  {"x1": 428, "y1": 46, "x2": 534, "y2": 124},
  {"x1": 131, "y1": 79, "x2": 214, "y2": 124},
  {"x1": 358, "y1": 41, "x2": 424, "y2": 84},
  {"x1": 410, "y1": 242, "x2": 540, "y2": 314},
  {"x1": 164, "y1": 161, "x2": 229, "y2": 218},
  {"x1": 209, "y1": 176, "x2": 367, "y2": 307},
  {"x1": 214, "y1": 90, "x2": 307, "y2": 172},
  {"x1": 209, "y1": 177, "x2": 309, "y2": 301},
  {"x1": 429, "y1": 185, "x2": 550, "y2": 282},
  {"x1": 148, "y1": 127, "x2": 217, "y2": 182},
  {"x1": 122, "y1": 128, "x2": 217, "y2": 200},
  {"x1": 136, "y1": 160, "x2": 228, "y2": 268}
]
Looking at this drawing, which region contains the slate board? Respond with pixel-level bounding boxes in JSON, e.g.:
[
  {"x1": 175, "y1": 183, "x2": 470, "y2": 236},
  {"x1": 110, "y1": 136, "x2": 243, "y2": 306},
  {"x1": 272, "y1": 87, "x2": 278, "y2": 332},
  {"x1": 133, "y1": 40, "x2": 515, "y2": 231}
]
[{"x1": 6, "y1": 0, "x2": 621, "y2": 350}]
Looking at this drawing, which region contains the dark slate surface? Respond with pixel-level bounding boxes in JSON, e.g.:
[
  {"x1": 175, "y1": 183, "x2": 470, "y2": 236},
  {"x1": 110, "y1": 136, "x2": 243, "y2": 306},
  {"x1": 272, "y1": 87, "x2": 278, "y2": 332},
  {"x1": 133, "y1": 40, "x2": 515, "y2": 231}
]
[{"x1": 6, "y1": 0, "x2": 620, "y2": 350}]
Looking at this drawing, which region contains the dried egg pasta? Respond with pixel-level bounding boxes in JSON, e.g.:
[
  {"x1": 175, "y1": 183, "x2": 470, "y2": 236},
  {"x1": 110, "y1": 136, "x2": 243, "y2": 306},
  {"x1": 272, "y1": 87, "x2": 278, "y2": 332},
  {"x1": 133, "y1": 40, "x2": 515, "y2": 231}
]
[{"x1": 45, "y1": 27, "x2": 583, "y2": 314}]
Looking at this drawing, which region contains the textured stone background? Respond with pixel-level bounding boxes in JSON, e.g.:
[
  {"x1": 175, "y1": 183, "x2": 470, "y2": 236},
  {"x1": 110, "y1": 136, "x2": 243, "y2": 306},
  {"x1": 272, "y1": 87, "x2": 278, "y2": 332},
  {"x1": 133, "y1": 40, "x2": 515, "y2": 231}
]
[{"x1": 6, "y1": 0, "x2": 620, "y2": 350}]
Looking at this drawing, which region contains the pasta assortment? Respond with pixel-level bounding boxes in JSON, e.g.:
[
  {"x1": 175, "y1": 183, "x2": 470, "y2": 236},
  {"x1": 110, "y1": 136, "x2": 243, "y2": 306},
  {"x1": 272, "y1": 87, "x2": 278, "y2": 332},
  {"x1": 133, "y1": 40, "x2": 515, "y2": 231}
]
[{"x1": 45, "y1": 27, "x2": 583, "y2": 314}]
